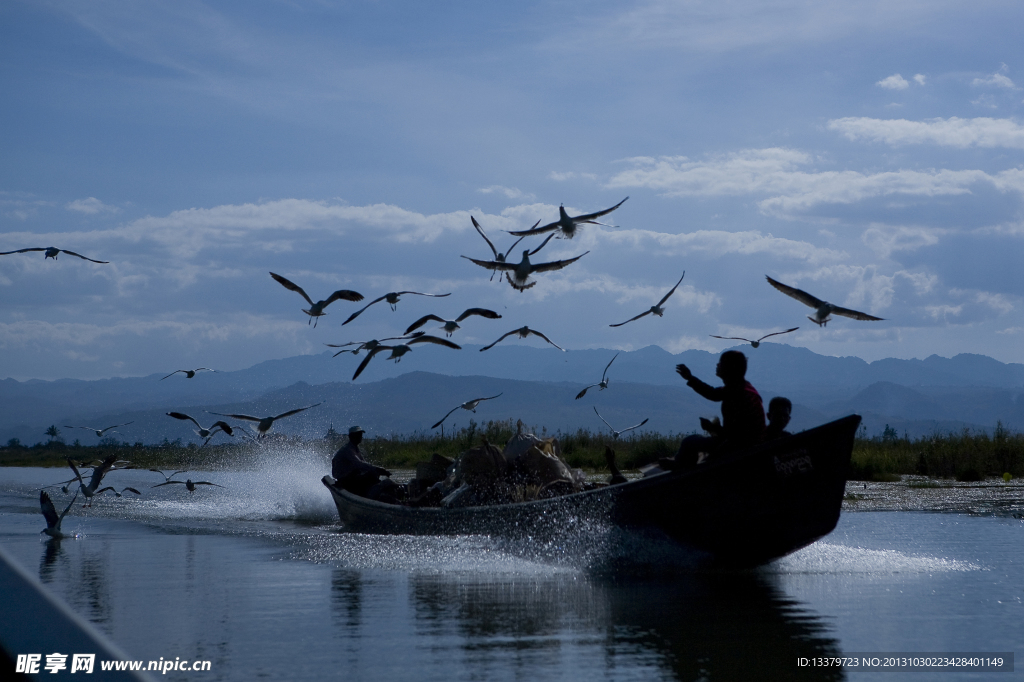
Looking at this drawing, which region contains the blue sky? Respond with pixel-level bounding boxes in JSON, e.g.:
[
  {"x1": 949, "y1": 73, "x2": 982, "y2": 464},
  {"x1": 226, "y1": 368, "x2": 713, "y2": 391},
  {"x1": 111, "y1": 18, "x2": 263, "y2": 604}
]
[{"x1": 2, "y1": 0, "x2": 1023, "y2": 381}]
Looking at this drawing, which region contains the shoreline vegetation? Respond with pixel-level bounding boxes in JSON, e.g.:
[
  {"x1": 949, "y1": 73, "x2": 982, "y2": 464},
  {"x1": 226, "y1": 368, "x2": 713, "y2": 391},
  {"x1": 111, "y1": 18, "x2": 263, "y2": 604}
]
[{"x1": 2, "y1": 419, "x2": 1020, "y2": 482}]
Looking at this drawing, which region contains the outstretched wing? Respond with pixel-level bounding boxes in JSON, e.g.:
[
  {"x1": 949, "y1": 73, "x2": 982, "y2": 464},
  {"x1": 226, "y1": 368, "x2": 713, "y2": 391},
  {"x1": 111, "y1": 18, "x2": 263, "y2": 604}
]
[
  {"x1": 657, "y1": 272, "x2": 686, "y2": 306},
  {"x1": 0, "y1": 247, "x2": 47, "y2": 255},
  {"x1": 59, "y1": 491, "x2": 78, "y2": 522},
  {"x1": 152, "y1": 480, "x2": 186, "y2": 488},
  {"x1": 455, "y1": 308, "x2": 501, "y2": 322},
  {"x1": 526, "y1": 328, "x2": 564, "y2": 351},
  {"x1": 479, "y1": 330, "x2": 517, "y2": 352},
  {"x1": 530, "y1": 251, "x2": 589, "y2": 274},
  {"x1": 710, "y1": 335, "x2": 754, "y2": 343},
  {"x1": 575, "y1": 384, "x2": 598, "y2": 400},
  {"x1": 272, "y1": 403, "x2": 322, "y2": 420},
  {"x1": 66, "y1": 458, "x2": 85, "y2": 485},
  {"x1": 593, "y1": 406, "x2": 615, "y2": 432},
  {"x1": 160, "y1": 370, "x2": 185, "y2": 380},
  {"x1": 167, "y1": 412, "x2": 202, "y2": 429},
  {"x1": 101, "y1": 421, "x2": 133, "y2": 434},
  {"x1": 461, "y1": 255, "x2": 517, "y2": 272},
  {"x1": 408, "y1": 335, "x2": 462, "y2": 350},
  {"x1": 405, "y1": 314, "x2": 445, "y2": 335},
  {"x1": 207, "y1": 411, "x2": 262, "y2": 423},
  {"x1": 471, "y1": 216, "x2": 499, "y2": 259},
  {"x1": 352, "y1": 345, "x2": 391, "y2": 380},
  {"x1": 210, "y1": 421, "x2": 234, "y2": 436},
  {"x1": 618, "y1": 417, "x2": 649, "y2": 435},
  {"x1": 756, "y1": 327, "x2": 800, "y2": 342},
  {"x1": 526, "y1": 232, "x2": 555, "y2": 256},
  {"x1": 323, "y1": 289, "x2": 365, "y2": 305},
  {"x1": 342, "y1": 294, "x2": 389, "y2": 325},
  {"x1": 609, "y1": 310, "x2": 651, "y2": 327},
  {"x1": 573, "y1": 196, "x2": 629, "y2": 223},
  {"x1": 89, "y1": 455, "x2": 118, "y2": 487},
  {"x1": 59, "y1": 249, "x2": 108, "y2": 264},
  {"x1": 395, "y1": 291, "x2": 451, "y2": 298},
  {"x1": 430, "y1": 405, "x2": 462, "y2": 430},
  {"x1": 831, "y1": 306, "x2": 884, "y2": 322},
  {"x1": 507, "y1": 219, "x2": 559, "y2": 237},
  {"x1": 602, "y1": 352, "x2": 620, "y2": 381},
  {"x1": 269, "y1": 272, "x2": 314, "y2": 306},
  {"x1": 765, "y1": 276, "x2": 824, "y2": 309},
  {"x1": 40, "y1": 491, "x2": 60, "y2": 527}
]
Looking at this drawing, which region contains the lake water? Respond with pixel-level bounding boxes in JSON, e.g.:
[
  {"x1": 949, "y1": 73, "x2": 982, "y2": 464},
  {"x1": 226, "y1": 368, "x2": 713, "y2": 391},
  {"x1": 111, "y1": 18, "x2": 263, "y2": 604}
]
[{"x1": 1, "y1": 455, "x2": 1022, "y2": 681}]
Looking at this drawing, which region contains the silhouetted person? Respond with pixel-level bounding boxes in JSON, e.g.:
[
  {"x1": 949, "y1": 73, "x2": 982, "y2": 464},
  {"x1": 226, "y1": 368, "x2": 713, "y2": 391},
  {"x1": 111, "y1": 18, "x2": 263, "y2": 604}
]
[
  {"x1": 765, "y1": 397, "x2": 793, "y2": 440},
  {"x1": 605, "y1": 445, "x2": 628, "y2": 485},
  {"x1": 331, "y1": 425, "x2": 393, "y2": 498},
  {"x1": 670, "y1": 350, "x2": 765, "y2": 468}
]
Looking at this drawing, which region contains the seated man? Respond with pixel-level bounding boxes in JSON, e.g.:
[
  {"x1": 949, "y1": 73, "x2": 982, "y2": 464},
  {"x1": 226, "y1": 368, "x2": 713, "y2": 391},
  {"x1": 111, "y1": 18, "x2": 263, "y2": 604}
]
[
  {"x1": 764, "y1": 397, "x2": 793, "y2": 440},
  {"x1": 331, "y1": 425, "x2": 395, "y2": 499},
  {"x1": 671, "y1": 350, "x2": 765, "y2": 467}
]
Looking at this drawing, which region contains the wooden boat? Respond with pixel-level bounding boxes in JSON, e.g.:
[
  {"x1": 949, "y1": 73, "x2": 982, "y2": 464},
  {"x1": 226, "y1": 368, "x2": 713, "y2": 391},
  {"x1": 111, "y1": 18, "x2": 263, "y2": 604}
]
[{"x1": 322, "y1": 414, "x2": 861, "y2": 567}]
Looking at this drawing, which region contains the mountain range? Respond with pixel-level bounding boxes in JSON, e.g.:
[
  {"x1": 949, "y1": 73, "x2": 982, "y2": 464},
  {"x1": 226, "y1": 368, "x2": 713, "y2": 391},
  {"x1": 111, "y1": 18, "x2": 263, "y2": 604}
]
[{"x1": 3, "y1": 343, "x2": 1024, "y2": 446}]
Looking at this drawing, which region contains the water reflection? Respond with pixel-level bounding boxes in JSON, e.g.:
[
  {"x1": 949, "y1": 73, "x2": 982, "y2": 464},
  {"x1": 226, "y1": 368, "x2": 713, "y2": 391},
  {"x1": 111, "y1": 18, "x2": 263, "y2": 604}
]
[
  {"x1": 38, "y1": 538, "x2": 63, "y2": 582},
  {"x1": 408, "y1": 570, "x2": 844, "y2": 681}
]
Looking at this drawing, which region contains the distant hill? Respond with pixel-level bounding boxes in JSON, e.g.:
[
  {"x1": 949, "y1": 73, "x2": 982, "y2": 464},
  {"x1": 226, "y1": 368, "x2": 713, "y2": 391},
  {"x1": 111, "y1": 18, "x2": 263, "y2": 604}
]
[{"x1": 2, "y1": 344, "x2": 1023, "y2": 445}]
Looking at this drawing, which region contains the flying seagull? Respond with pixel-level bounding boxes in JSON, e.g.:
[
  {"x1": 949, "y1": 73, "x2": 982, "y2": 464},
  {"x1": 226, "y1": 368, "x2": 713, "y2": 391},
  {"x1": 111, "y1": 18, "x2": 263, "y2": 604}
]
[
  {"x1": 325, "y1": 332, "x2": 425, "y2": 356},
  {"x1": 40, "y1": 490, "x2": 78, "y2": 540},
  {"x1": 480, "y1": 326, "x2": 564, "y2": 352},
  {"x1": 166, "y1": 412, "x2": 234, "y2": 445},
  {"x1": 352, "y1": 335, "x2": 461, "y2": 380},
  {"x1": 710, "y1": 327, "x2": 800, "y2": 348},
  {"x1": 404, "y1": 308, "x2": 502, "y2": 337},
  {"x1": 461, "y1": 249, "x2": 589, "y2": 292},
  {"x1": 270, "y1": 272, "x2": 364, "y2": 327},
  {"x1": 575, "y1": 353, "x2": 619, "y2": 400},
  {"x1": 431, "y1": 393, "x2": 503, "y2": 430},
  {"x1": 471, "y1": 216, "x2": 552, "y2": 280},
  {"x1": 66, "y1": 454, "x2": 119, "y2": 507},
  {"x1": 160, "y1": 367, "x2": 215, "y2": 380},
  {"x1": 765, "y1": 276, "x2": 885, "y2": 327},
  {"x1": 207, "y1": 403, "x2": 322, "y2": 437},
  {"x1": 343, "y1": 290, "x2": 451, "y2": 325},
  {"x1": 93, "y1": 486, "x2": 142, "y2": 499},
  {"x1": 610, "y1": 272, "x2": 686, "y2": 327},
  {"x1": 150, "y1": 469, "x2": 189, "y2": 484},
  {"x1": 507, "y1": 197, "x2": 629, "y2": 239},
  {"x1": 0, "y1": 247, "x2": 108, "y2": 264},
  {"x1": 63, "y1": 422, "x2": 133, "y2": 438},
  {"x1": 153, "y1": 479, "x2": 225, "y2": 493},
  {"x1": 593, "y1": 407, "x2": 649, "y2": 440}
]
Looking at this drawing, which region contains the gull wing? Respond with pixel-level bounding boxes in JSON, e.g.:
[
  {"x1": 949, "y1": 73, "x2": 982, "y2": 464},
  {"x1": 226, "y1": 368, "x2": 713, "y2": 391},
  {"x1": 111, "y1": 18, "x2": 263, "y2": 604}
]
[
  {"x1": 572, "y1": 196, "x2": 629, "y2": 223},
  {"x1": 461, "y1": 255, "x2": 517, "y2": 272},
  {"x1": 40, "y1": 491, "x2": 60, "y2": 528},
  {"x1": 323, "y1": 289, "x2": 365, "y2": 306},
  {"x1": 529, "y1": 251, "x2": 589, "y2": 274},
  {"x1": 575, "y1": 384, "x2": 599, "y2": 400},
  {"x1": 352, "y1": 345, "x2": 391, "y2": 380},
  {"x1": 766, "y1": 276, "x2": 824, "y2": 309},
  {"x1": 193, "y1": 481, "x2": 225, "y2": 488},
  {"x1": 0, "y1": 247, "x2": 47, "y2": 255},
  {"x1": 479, "y1": 329, "x2": 518, "y2": 352},
  {"x1": 408, "y1": 335, "x2": 462, "y2": 350},
  {"x1": 89, "y1": 455, "x2": 118, "y2": 488},
  {"x1": 471, "y1": 216, "x2": 499, "y2": 259},
  {"x1": 160, "y1": 370, "x2": 186, "y2": 380},
  {"x1": 831, "y1": 306, "x2": 884, "y2": 322},
  {"x1": 101, "y1": 421, "x2": 133, "y2": 434},
  {"x1": 152, "y1": 480, "x2": 186, "y2": 488},
  {"x1": 757, "y1": 327, "x2": 800, "y2": 342},
  {"x1": 272, "y1": 403, "x2": 322, "y2": 420},
  {"x1": 405, "y1": 314, "x2": 445, "y2": 335},
  {"x1": 342, "y1": 294, "x2": 389, "y2": 325},
  {"x1": 477, "y1": 393, "x2": 503, "y2": 402},
  {"x1": 66, "y1": 458, "x2": 85, "y2": 485},
  {"x1": 617, "y1": 417, "x2": 649, "y2": 436},
  {"x1": 395, "y1": 291, "x2": 451, "y2": 298},
  {"x1": 602, "y1": 353, "x2": 619, "y2": 381},
  {"x1": 121, "y1": 487, "x2": 142, "y2": 496},
  {"x1": 431, "y1": 405, "x2": 462, "y2": 430},
  {"x1": 59, "y1": 249, "x2": 109, "y2": 264},
  {"x1": 593, "y1": 407, "x2": 615, "y2": 432},
  {"x1": 526, "y1": 328, "x2": 564, "y2": 351},
  {"x1": 167, "y1": 412, "x2": 203, "y2": 429},
  {"x1": 455, "y1": 308, "x2": 501, "y2": 322},
  {"x1": 58, "y1": 491, "x2": 78, "y2": 523},
  {"x1": 211, "y1": 421, "x2": 234, "y2": 435},
  {"x1": 507, "y1": 220, "x2": 559, "y2": 237},
  {"x1": 526, "y1": 232, "x2": 556, "y2": 256},
  {"x1": 207, "y1": 411, "x2": 263, "y2": 423},
  {"x1": 609, "y1": 310, "x2": 652, "y2": 327},
  {"x1": 270, "y1": 272, "x2": 314, "y2": 306},
  {"x1": 710, "y1": 335, "x2": 754, "y2": 343},
  {"x1": 655, "y1": 270, "x2": 688, "y2": 305}
]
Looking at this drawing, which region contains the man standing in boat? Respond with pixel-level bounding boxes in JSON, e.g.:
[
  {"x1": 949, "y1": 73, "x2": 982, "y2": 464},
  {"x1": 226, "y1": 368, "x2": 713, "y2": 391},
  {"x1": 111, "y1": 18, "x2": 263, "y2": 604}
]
[
  {"x1": 332, "y1": 425, "x2": 392, "y2": 497},
  {"x1": 669, "y1": 350, "x2": 765, "y2": 468}
]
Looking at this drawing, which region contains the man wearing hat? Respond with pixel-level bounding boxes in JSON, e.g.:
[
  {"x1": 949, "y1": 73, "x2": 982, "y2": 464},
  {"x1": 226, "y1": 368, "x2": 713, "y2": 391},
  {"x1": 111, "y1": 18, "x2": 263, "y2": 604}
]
[{"x1": 331, "y1": 425, "x2": 392, "y2": 497}]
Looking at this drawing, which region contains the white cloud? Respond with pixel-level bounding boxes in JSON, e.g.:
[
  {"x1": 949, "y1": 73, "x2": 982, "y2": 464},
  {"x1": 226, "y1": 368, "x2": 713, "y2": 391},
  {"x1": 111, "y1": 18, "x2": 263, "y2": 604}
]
[
  {"x1": 478, "y1": 185, "x2": 535, "y2": 201},
  {"x1": 66, "y1": 197, "x2": 120, "y2": 214},
  {"x1": 592, "y1": 227, "x2": 846, "y2": 265},
  {"x1": 877, "y1": 74, "x2": 909, "y2": 90},
  {"x1": 972, "y1": 72, "x2": 1017, "y2": 89},
  {"x1": 549, "y1": 171, "x2": 576, "y2": 181},
  {"x1": 861, "y1": 224, "x2": 943, "y2": 258},
  {"x1": 828, "y1": 116, "x2": 1024, "y2": 149},
  {"x1": 913, "y1": 74, "x2": 927, "y2": 86}
]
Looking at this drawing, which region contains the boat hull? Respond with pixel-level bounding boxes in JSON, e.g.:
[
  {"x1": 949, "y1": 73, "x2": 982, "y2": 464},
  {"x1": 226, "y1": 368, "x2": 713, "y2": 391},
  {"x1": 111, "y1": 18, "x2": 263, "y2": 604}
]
[{"x1": 323, "y1": 414, "x2": 861, "y2": 567}]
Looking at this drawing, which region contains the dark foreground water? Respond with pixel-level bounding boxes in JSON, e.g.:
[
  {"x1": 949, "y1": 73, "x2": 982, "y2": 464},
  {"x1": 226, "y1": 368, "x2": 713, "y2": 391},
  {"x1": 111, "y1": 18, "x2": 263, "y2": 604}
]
[{"x1": 1, "y1": 459, "x2": 1022, "y2": 681}]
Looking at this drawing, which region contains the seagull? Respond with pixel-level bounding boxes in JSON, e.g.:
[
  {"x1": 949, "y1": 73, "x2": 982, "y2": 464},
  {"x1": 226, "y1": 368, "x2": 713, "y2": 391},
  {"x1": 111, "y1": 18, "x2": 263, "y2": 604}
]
[
  {"x1": 431, "y1": 393, "x2": 503, "y2": 429},
  {"x1": 462, "y1": 249, "x2": 589, "y2": 292},
  {"x1": 153, "y1": 479, "x2": 225, "y2": 493},
  {"x1": 593, "y1": 407, "x2": 649, "y2": 439},
  {"x1": 404, "y1": 308, "x2": 502, "y2": 337},
  {"x1": 160, "y1": 368, "x2": 215, "y2": 380},
  {"x1": 166, "y1": 412, "x2": 234, "y2": 445},
  {"x1": 766, "y1": 276, "x2": 885, "y2": 327},
  {"x1": 150, "y1": 469, "x2": 189, "y2": 484},
  {"x1": 710, "y1": 327, "x2": 800, "y2": 348},
  {"x1": 480, "y1": 326, "x2": 564, "y2": 352},
  {"x1": 0, "y1": 247, "x2": 108, "y2": 264},
  {"x1": 93, "y1": 486, "x2": 142, "y2": 498},
  {"x1": 575, "y1": 353, "x2": 619, "y2": 400},
  {"x1": 66, "y1": 454, "x2": 119, "y2": 507},
  {"x1": 352, "y1": 335, "x2": 461, "y2": 380},
  {"x1": 326, "y1": 332, "x2": 425, "y2": 356},
  {"x1": 207, "y1": 403, "x2": 322, "y2": 437},
  {"x1": 471, "y1": 216, "x2": 552, "y2": 280},
  {"x1": 40, "y1": 490, "x2": 78, "y2": 539},
  {"x1": 507, "y1": 197, "x2": 628, "y2": 239},
  {"x1": 610, "y1": 272, "x2": 686, "y2": 327},
  {"x1": 63, "y1": 422, "x2": 133, "y2": 438},
  {"x1": 270, "y1": 272, "x2": 364, "y2": 327},
  {"x1": 342, "y1": 290, "x2": 452, "y2": 325}
]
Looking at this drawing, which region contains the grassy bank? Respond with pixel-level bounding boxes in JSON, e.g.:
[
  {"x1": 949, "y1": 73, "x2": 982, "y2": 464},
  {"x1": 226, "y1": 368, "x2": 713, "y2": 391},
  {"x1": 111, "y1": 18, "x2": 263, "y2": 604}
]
[{"x1": 4, "y1": 419, "x2": 1022, "y2": 480}]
